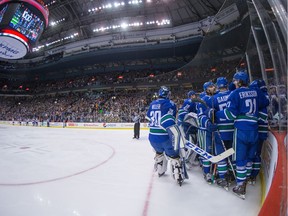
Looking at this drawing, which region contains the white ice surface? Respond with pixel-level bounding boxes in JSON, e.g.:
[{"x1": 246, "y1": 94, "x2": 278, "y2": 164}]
[{"x1": 0, "y1": 125, "x2": 261, "y2": 216}]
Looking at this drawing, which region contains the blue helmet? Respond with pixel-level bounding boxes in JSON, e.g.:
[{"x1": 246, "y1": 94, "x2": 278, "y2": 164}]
[
  {"x1": 216, "y1": 77, "x2": 228, "y2": 88},
  {"x1": 233, "y1": 71, "x2": 249, "y2": 85},
  {"x1": 249, "y1": 80, "x2": 259, "y2": 89},
  {"x1": 158, "y1": 86, "x2": 170, "y2": 99},
  {"x1": 229, "y1": 82, "x2": 236, "y2": 91},
  {"x1": 249, "y1": 79, "x2": 267, "y2": 92},
  {"x1": 188, "y1": 90, "x2": 196, "y2": 97},
  {"x1": 258, "y1": 79, "x2": 267, "y2": 92},
  {"x1": 203, "y1": 81, "x2": 214, "y2": 91}
]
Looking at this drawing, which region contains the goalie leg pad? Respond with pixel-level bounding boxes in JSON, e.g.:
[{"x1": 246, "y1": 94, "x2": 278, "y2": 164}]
[
  {"x1": 166, "y1": 124, "x2": 186, "y2": 150},
  {"x1": 154, "y1": 153, "x2": 168, "y2": 177},
  {"x1": 169, "y1": 157, "x2": 185, "y2": 185}
]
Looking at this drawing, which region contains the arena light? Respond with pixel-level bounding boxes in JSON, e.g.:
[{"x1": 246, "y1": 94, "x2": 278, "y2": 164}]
[
  {"x1": 45, "y1": 0, "x2": 56, "y2": 7},
  {"x1": 88, "y1": 1, "x2": 126, "y2": 13},
  {"x1": 93, "y1": 18, "x2": 170, "y2": 33},
  {"x1": 50, "y1": 18, "x2": 65, "y2": 27},
  {"x1": 120, "y1": 22, "x2": 128, "y2": 29},
  {"x1": 128, "y1": 0, "x2": 142, "y2": 4},
  {"x1": 88, "y1": 0, "x2": 152, "y2": 14},
  {"x1": 32, "y1": 32, "x2": 79, "y2": 52}
]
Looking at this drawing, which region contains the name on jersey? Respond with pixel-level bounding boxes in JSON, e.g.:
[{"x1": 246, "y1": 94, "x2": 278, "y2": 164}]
[
  {"x1": 152, "y1": 104, "x2": 161, "y2": 109},
  {"x1": 217, "y1": 95, "x2": 229, "y2": 103},
  {"x1": 239, "y1": 91, "x2": 257, "y2": 99}
]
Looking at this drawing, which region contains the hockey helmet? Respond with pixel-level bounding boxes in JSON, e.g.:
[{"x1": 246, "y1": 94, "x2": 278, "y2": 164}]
[
  {"x1": 158, "y1": 86, "x2": 170, "y2": 99},
  {"x1": 187, "y1": 90, "x2": 196, "y2": 98},
  {"x1": 216, "y1": 77, "x2": 228, "y2": 88},
  {"x1": 249, "y1": 79, "x2": 267, "y2": 92},
  {"x1": 258, "y1": 79, "x2": 267, "y2": 92},
  {"x1": 233, "y1": 71, "x2": 249, "y2": 86},
  {"x1": 203, "y1": 81, "x2": 214, "y2": 91},
  {"x1": 249, "y1": 80, "x2": 259, "y2": 89}
]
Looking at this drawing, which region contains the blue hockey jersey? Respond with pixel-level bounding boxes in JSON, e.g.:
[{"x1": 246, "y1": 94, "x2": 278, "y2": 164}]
[
  {"x1": 177, "y1": 98, "x2": 197, "y2": 124},
  {"x1": 197, "y1": 95, "x2": 213, "y2": 130},
  {"x1": 210, "y1": 90, "x2": 234, "y2": 140},
  {"x1": 217, "y1": 87, "x2": 269, "y2": 130},
  {"x1": 146, "y1": 98, "x2": 177, "y2": 142}
]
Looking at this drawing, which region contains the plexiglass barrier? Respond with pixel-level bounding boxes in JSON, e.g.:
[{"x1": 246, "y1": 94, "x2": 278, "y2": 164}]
[{"x1": 167, "y1": 0, "x2": 287, "y2": 131}]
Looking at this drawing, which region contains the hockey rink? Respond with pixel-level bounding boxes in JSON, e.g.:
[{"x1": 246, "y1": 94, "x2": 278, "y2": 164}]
[{"x1": 0, "y1": 124, "x2": 261, "y2": 216}]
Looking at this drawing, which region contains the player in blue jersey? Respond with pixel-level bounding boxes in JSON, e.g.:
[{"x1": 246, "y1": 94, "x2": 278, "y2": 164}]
[
  {"x1": 146, "y1": 86, "x2": 186, "y2": 186},
  {"x1": 197, "y1": 81, "x2": 218, "y2": 184},
  {"x1": 178, "y1": 90, "x2": 198, "y2": 168},
  {"x1": 209, "y1": 77, "x2": 235, "y2": 190},
  {"x1": 177, "y1": 90, "x2": 197, "y2": 139},
  {"x1": 248, "y1": 79, "x2": 269, "y2": 185},
  {"x1": 215, "y1": 71, "x2": 269, "y2": 199}
]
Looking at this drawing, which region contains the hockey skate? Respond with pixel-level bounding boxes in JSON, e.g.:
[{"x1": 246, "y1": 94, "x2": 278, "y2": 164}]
[
  {"x1": 216, "y1": 178, "x2": 229, "y2": 191},
  {"x1": 247, "y1": 176, "x2": 256, "y2": 185},
  {"x1": 204, "y1": 173, "x2": 213, "y2": 185},
  {"x1": 226, "y1": 170, "x2": 236, "y2": 185},
  {"x1": 232, "y1": 183, "x2": 246, "y2": 200}
]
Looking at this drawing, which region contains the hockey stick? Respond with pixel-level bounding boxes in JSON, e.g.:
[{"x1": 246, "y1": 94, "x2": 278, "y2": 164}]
[
  {"x1": 210, "y1": 95, "x2": 217, "y2": 183},
  {"x1": 216, "y1": 130, "x2": 236, "y2": 179},
  {"x1": 178, "y1": 125, "x2": 189, "y2": 179}
]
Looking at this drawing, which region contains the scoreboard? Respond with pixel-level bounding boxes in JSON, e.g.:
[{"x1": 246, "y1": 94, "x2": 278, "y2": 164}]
[{"x1": 0, "y1": 0, "x2": 49, "y2": 59}]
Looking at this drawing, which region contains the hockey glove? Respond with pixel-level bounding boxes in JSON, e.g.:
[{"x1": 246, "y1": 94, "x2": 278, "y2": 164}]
[
  {"x1": 205, "y1": 108, "x2": 216, "y2": 121},
  {"x1": 207, "y1": 122, "x2": 218, "y2": 132}
]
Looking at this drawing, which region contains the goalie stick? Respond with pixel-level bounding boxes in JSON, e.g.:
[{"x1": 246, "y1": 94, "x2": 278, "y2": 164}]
[
  {"x1": 176, "y1": 125, "x2": 234, "y2": 164},
  {"x1": 184, "y1": 140, "x2": 234, "y2": 163}
]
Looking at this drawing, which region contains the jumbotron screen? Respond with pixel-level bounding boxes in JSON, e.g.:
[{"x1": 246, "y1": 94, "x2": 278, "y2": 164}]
[
  {"x1": 0, "y1": 0, "x2": 49, "y2": 59},
  {"x1": 0, "y1": 4, "x2": 7, "y2": 23},
  {"x1": 9, "y1": 3, "x2": 45, "y2": 42}
]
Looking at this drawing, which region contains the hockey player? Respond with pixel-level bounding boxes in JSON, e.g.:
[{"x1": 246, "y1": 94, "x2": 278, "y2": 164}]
[
  {"x1": 248, "y1": 79, "x2": 269, "y2": 185},
  {"x1": 209, "y1": 77, "x2": 234, "y2": 190},
  {"x1": 215, "y1": 71, "x2": 269, "y2": 199},
  {"x1": 197, "y1": 81, "x2": 218, "y2": 184},
  {"x1": 146, "y1": 86, "x2": 186, "y2": 186},
  {"x1": 177, "y1": 90, "x2": 197, "y2": 140},
  {"x1": 177, "y1": 90, "x2": 198, "y2": 168}
]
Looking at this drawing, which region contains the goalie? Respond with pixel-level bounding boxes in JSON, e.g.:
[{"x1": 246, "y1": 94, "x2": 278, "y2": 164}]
[{"x1": 146, "y1": 86, "x2": 187, "y2": 186}]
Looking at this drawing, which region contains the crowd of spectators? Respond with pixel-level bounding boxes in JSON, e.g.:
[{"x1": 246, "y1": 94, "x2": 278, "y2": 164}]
[
  {"x1": 0, "y1": 58, "x2": 241, "y2": 94},
  {"x1": 0, "y1": 82, "x2": 286, "y2": 127},
  {"x1": 0, "y1": 88, "x2": 190, "y2": 124},
  {"x1": 0, "y1": 57, "x2": 286, "y2": 127}
]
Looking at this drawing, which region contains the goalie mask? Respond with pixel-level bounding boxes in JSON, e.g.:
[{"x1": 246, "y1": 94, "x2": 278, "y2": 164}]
[{"x1": 158, "y1": 86, "x2": 171, "y2": 99}]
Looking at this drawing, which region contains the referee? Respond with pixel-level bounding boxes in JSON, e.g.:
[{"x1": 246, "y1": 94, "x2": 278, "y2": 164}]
[{"x1": 133, "y1": 113, "x2": 140, "y2": 139}]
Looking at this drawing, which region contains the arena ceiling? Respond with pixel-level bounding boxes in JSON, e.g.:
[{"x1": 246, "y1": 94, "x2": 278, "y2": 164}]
[
  {"x1": 40, "y1": 0, "x2": 225, "y2": 46},
  {"x1": 1, "y1": 0, "x2": 234, "y2": 77}
]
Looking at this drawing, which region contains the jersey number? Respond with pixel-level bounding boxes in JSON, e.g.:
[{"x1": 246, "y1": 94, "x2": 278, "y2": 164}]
[
  {"x1": 245, "y1": 98, "x2": 257, "y2": 114},
  {"x1": 219, "y1": 101, "x2": 230, "y2": 111},
  {"x1": 150, "y1": 111, "x2": 161, "y2": 127}
]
